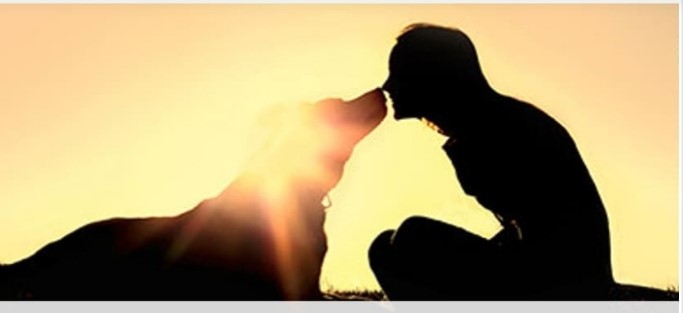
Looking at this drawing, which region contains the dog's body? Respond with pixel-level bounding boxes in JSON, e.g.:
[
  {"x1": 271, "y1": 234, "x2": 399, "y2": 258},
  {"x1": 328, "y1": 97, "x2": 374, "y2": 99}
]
[{"x1": 0, "y1": 90, "x2": 387, "y2": 300}]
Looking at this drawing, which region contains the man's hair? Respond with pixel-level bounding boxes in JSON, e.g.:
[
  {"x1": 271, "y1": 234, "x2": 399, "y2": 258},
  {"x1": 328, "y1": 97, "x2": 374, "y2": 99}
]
[
  {"x1": 396, "y1": 23, "x2": 479, "y2": 67},
  {"x1": 398, "y1": 22, "x2": 459, "y2": 38},
  {"x1": 392, "y1": 22, "x2": 488, "y2": 91}
]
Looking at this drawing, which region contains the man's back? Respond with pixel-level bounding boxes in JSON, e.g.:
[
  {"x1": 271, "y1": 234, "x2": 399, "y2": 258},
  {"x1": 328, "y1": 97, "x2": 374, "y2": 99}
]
[{"x1": 443, "y1": 94, "x2": 614, "y2": 298}]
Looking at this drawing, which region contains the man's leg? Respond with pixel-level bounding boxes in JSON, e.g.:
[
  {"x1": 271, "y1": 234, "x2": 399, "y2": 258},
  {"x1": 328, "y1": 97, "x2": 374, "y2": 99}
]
[
  {"x1": 368, "y1": 216, "x2": 505, "y2": 300},
  {"x1": 368, "y1": 229, "x2": 443, "y2": 300}
]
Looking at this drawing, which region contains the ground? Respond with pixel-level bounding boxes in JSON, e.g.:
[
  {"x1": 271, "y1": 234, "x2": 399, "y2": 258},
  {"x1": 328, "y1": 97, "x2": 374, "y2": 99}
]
[{"x1": 323, "y1": 284, "x2": 679, "y2": 301}]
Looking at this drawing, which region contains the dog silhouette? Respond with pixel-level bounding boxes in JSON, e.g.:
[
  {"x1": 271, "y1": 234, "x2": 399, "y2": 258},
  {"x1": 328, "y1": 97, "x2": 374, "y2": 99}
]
[{"x1": 0, "y1": 89, "x2": 387, "y2": 300}]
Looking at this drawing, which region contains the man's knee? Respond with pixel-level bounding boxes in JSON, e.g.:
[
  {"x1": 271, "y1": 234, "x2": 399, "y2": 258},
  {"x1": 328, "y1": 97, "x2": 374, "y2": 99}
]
[
  {"x1": 397, "y1": 216, "x2": 437, "y2": 233},
  {"x1": 393, "y1": 216, "x2": 477, "y2": 250},
  {"x1": 368, "y1": 229, "x2": 395, "y2": 272},
  {"x1": 392, "y1": 216, "x2": 437, "y2": 245}
]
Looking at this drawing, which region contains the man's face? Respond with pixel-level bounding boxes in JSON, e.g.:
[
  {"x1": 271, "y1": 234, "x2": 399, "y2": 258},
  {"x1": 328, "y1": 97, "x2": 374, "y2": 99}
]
[{"x1": 382, "y1": 44, "x2": 429, "y2": 120}]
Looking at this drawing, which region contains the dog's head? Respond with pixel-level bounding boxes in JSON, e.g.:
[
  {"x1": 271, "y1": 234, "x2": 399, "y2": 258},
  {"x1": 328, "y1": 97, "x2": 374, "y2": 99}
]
[
  {"x1": 309, "y1": 88, "x2": 388, "y2": 148},
  {"x1": 241, "y1": 89, "x2": 387, "y2": 203},
  {"x1": 302, "y1": 88, "x2": 388, "y2": 193}
]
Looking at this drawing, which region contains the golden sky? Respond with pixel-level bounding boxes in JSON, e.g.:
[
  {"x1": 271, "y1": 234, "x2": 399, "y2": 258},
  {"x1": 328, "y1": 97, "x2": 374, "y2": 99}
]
[{"x1": 0, "y1": 4, "x2": 678, "y2": 290}]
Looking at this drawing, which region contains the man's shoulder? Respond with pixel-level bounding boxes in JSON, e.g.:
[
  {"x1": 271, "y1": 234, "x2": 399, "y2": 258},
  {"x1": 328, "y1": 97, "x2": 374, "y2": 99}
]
[
  {"x1": 443, "y1": 95, "x2": 576, "y2": 153},
  {"x1": 496, "y1": 95, "x2": 571, "y2": 141}
]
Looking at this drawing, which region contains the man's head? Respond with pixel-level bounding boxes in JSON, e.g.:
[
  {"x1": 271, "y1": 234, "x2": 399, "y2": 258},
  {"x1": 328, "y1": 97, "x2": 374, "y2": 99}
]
[{"x1": 383, "y1": 23, "x2": 491, "y2": 129}]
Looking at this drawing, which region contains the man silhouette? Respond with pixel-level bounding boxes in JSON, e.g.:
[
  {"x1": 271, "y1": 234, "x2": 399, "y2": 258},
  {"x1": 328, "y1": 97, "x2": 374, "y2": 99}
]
[{"x1": 369, "y1": 23, "x2": 615, "y2": 300}]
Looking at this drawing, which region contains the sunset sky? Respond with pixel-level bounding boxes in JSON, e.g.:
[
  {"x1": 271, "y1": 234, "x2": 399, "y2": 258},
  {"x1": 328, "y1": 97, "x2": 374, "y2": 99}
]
[{"x1": 0, "y1": 4, "x2": 678, "y2": 291}]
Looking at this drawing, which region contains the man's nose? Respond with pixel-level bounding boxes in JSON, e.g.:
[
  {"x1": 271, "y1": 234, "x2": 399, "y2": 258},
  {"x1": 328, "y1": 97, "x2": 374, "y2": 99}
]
[{"x1": 381, "y1": 78, "x2": 392, "y2": 93}]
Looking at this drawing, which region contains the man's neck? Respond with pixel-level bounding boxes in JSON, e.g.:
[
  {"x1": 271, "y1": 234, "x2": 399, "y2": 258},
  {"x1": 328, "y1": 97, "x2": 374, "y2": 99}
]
[{"x1": 442, "y1": 93, "x2": 502, "y2": 139}]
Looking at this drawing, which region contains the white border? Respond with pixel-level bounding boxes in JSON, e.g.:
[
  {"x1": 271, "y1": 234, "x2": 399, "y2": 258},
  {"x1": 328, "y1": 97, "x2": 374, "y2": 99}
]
[{"x1": 6, "y1": 1, "x2": 674, "y2": 3}]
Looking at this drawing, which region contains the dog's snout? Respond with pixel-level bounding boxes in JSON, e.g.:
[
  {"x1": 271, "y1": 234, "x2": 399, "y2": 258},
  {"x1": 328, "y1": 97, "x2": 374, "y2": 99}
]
[{"x1": 350, "y1": 88, "x2": 387, "y2": 106}]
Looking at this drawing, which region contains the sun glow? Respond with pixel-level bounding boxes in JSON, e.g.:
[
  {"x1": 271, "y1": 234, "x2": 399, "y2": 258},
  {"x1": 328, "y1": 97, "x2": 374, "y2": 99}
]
[
  {"x1": 0, "y1": 5, "x2": 677, "y2": 292},
  {"x1": 216, "y1": 102, "x2": 347, "y2": 297}
]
